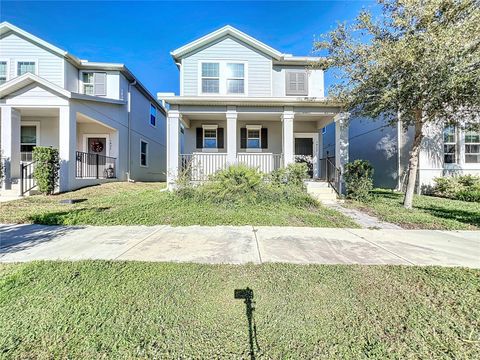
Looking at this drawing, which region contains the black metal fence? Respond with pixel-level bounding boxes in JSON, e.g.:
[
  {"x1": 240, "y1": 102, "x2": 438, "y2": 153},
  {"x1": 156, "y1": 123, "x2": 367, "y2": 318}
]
[
  {"x1": 76, "y1": 151, "x2": 116, "y2": 179},
  {"x1": 20, "y1": 161, "x2": 37, "y2": 196},
  {"x1": 319, "y1": 156, "x2": 341, "y2": 194}
]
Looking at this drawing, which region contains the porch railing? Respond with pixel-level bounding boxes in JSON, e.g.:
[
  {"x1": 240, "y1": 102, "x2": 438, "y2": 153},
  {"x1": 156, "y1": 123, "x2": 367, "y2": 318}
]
[
  {"x1": 319, "y1": 156, "x2": 341, "y2": 195},
  {"x1": 76, "y1": 151, "x2": 116, "y2": 179},
  {"x1": 179, "y1": 153, "x2": 283, "y2": 181},
  {"x1": 20, "y1": 160, "x2": 37, "y2": 196},
  {"x1": 237, "y1": 153, "x2": 283, "y2": 173}
]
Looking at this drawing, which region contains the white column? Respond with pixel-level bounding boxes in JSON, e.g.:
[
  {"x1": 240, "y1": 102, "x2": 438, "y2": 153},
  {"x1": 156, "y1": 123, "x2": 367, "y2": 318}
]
[
  {"x1": 1, "y1": 106, "x2": 21, "y2": 189},
  {"x1": 335, "y1": 112, "x2": 350, "y2": 194},
  {"x1": 281, "y1": 108, "x2": 295, "y2": 166},
  {"x1": 58, "y1": 106, "x2": 76, "y2": 193},
  {"x1": 167, "y1": 108, "x2": 181, "y2": 189},
  {"x1": 226, "y1": 106, "x2": 237, "y2": 165}
]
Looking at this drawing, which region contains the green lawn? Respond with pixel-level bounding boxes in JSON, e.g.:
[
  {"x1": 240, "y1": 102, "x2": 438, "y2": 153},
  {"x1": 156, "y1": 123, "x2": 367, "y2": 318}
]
[
  {"x1": 0, "y1": 261, "x2": 478, "y2": 358},
  {"x1": 0, "y1": 182, "x2": 358, "y2": 227},
  {"x1": 347, "y1": 189, "x2": 480, "y2": 230}
]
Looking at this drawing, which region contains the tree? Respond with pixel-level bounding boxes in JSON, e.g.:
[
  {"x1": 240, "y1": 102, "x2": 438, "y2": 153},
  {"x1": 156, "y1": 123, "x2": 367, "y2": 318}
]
[{"x1": 314, "y1": 0, "x2": 480, "y2": 208}]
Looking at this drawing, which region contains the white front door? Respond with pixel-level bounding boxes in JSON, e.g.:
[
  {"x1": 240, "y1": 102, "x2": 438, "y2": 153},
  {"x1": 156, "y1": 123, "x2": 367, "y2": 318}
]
[{"x1": 294, "y1": 133, "x2": 319, "y2": 178}]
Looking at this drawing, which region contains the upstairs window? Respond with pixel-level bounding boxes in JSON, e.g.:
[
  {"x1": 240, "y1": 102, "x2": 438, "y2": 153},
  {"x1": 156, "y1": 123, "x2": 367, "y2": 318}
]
[
  {"x1": 226, "y1": 63, "x2": 245, "y2": 94},
  {"x1": 286, "y1": 70, "x2": 308, "y2": 96},
  {"x1": 0, "y1": 61, "x2": 7, "y2": 84},
  {"x1": 17, "y1": 61, "x2": 36, "y2": 76},
  {"x1": 150, "y1": 104, "x2": 157, "y2": 127},
  {"x1": 465, "y1": 125, "x2": 480, "y2": 163},
  {"x1": 443, "y1": 126, "x2": 456, "y2": 164},
  {"x1": 201, "y1": 63, "x2": 220, "y2": 93},
  {"x1": 82, "y1": 72, "x2": 107, "y2": 96}
]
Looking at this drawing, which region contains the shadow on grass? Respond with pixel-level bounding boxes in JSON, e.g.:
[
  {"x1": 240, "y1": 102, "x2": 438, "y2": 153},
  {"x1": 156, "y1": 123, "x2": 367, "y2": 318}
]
[
  {"x1": 28, "y1": 207, "x2": 110, "y2": 226},
  {"x1": 416, "y1": 205, "x2": 480, "y2": 228},
  {"x1": 0, "y1": 224, "x2": 84, "y2": 254},
  {"x1": 234, "y1": 287, "x2": 260, "y2": 360}
]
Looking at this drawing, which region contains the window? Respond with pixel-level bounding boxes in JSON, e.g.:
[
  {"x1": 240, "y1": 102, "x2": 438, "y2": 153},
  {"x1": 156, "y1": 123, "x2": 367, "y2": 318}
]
[
  {"x1": 82, "y1": 72, "x2": 106, "y2": 96},
  {"x1": 226, "y1": 63, "x2": 244, "y2": 94},
  {"x1": 0, "y1": 61, "x2": 7, "y2": 84},
  {"x1": 286, "y1": 70, "x2": 308, "y2": 96},
  {"x1": 443, "y1": 126, "x2": 456, "y2": 164},
  {"x1": 465, "y1": 125, "x2": 480, "y2": 163},
  {"x1": 17, "y1": 61, "x2": 36, "y2": 76},
  {"x1": 203, "y1": 128, "x2": 217, "y2": 148},
  {"x1": 150, "y1": 104, "x2": 156, "y2": 127},
  {"x1": 21, "y1": 124, "x2": 38, "y2": 162},
  {"x1": 201, "y1": 63, "x2": 220, "y2": 93},
  {"x1": 140, "y1": 140, "x2": 148, "y2": 167},
  {"x1": 247, "y1": 129, "x2": 261, "y2": 149}
]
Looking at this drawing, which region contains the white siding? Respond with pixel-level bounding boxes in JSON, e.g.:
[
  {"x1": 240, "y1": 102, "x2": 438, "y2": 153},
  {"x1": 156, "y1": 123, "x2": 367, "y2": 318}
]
[
  {"x1": 64, "y1": 60, "x2": 79, "y2": 92},
  {"x1": 182, "y1": 36, "x2": 272, "y2": 97},
  {"x1": 0, "y1": 32, "x2": 64, "y2": 86}
]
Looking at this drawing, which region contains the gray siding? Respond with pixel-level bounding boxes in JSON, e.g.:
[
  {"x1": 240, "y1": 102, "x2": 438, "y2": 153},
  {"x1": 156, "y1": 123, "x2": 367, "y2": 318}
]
[
  {"x1": 0, "y1": 32, "x2": 64, "y2": 87},
  {"x1": 182, "y1": 35, "x2": 272, "y2": 96}
]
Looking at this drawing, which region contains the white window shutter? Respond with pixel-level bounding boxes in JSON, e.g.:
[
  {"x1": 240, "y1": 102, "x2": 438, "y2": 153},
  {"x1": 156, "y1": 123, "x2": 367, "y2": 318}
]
[{"x1": 94, "y1": 72, "x2": 107, "y2": 96}]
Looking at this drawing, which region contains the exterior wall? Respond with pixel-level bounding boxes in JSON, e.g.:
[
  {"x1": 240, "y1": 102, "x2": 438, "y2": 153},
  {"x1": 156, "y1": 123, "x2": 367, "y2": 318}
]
[
  {"x1": 181, "y1": 35, "x2": 272, "y2": 97},
  {"x1": 0, "y1": 31, "x2": 64, "y2": 87},
  {"x1": 64, "y1": 60, "x2": 78, "y2": 92},
  {"x1": 272, "y1": 66, "x2": 324, "y2": 98}
]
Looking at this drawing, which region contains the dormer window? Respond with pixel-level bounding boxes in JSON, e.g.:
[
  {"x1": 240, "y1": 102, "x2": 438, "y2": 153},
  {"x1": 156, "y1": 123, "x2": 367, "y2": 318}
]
[
  {"x1": 201, "y1": 63, "x2": 220, "y2": 93},
  {"x1": 82, "y1": 72, "x2": 107, "y2": 96}
]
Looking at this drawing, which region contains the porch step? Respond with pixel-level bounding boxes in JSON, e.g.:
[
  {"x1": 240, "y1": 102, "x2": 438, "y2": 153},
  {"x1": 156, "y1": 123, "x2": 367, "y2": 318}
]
[{"x1": 305, "y1": 181, "x2": 338, "y2": 202}]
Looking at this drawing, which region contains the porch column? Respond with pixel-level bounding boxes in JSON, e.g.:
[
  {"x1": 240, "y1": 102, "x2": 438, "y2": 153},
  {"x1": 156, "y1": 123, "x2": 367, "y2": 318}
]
[
  {"x1": 226, "y1": 106, "x2": 237, "y2": 165},
  {"x1": 58, "y1": 106, "x2": 76, "y2": 193},
  {"x1": 334, "y1": 112, "x2": 350, "y2": 194},
  {"x1": 167, "y1": 107, "x2": 181, "y2": 189},
  {"x1": 1, "y1": 106, "x2": 21, "y2": 189},
  {"x1": 281, "y1": 108, "x2": 295, "y2": 166}
]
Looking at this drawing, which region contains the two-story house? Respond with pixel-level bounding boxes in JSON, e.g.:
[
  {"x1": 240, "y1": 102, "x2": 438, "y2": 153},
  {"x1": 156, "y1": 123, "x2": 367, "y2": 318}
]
[
  {"x1": 0, "y1": 22, "x2": 166, "y2": 197},
  {"x1": 161, "y1": 26, "x2": 350, "y2": 192}
]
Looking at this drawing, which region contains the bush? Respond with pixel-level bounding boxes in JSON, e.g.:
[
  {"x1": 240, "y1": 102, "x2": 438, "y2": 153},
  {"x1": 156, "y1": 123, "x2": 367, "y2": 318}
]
[
  {"x1": 269, "y1": 163, "x2": 309, "y2": 187},
  {"x1": 432, "y1": 175, "x2": 480, "y2": 202},
  {"x1": 344, "y1": 160, "x2": 374, "y2": 201},
  {"x1": 33, "y1": 147, "x2": 60, "y2": 195}
]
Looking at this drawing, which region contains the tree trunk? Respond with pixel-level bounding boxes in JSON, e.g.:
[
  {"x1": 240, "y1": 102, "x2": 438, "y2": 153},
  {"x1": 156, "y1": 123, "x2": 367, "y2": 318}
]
[{"x1": 403, "y1": 110, "x2": 424, "y2": 209}]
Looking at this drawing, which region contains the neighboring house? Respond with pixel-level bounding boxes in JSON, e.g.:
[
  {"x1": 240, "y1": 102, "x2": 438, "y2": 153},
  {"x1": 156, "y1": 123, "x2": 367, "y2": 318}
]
[
  {"x1": 161, "y1": 26, "x2": 350, "y2": 191},
  {"x1": 322, "y1": 116, "x2": 480, "y2": 192},
  {"x1": 0, "y1": 22, "x2": 167, "y2": 196}
]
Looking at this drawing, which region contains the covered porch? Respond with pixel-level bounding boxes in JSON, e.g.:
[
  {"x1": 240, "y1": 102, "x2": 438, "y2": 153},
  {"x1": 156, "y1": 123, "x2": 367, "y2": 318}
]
[
  {"x1": 0, "y1": 106, "x2": 118, "y2": 196},
  {"x1": 166, "y1": 99, "x2": 350, "y2": 191}
]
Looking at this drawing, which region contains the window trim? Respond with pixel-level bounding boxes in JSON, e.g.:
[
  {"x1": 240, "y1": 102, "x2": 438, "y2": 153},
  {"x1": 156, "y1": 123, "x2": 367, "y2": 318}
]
[
  {"x1": 150, "y1": 104, "x2": 157, "y2": 127},
  {"x1": 0, "y1": 59, "x2": 10, "y2": 84},
  {"x1": 15, "y1": 59, "x2": 38, "y2": 76},
  {"x1": 140, "y1": 139, "x2": 149, "y2": 167},
  {"x1": 202, "y1": 124, "x2": 218, "y2": 152},
  {"x1": 197, "y1": 60, "x2": 248, "y2": 96},
  {"x1": 464, "y1": 125, "x2": 480, "y2": 164},
  {"x1": 226, "y1": 63, "x2": 246, "y2": 95},
  {"x1": 443, "y1": 126, "x2": 457, "y2": 165},
  {"x1": 246, "y1": 125, "x2": 262, "y2": 152},
  {"x1": 200, "y1": 62, "x2": 220, "y2": 95}
]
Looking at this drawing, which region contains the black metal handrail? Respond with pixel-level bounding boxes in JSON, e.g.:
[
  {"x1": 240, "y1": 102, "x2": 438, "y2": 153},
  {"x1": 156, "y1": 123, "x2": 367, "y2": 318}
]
[
  {"x1": 319, "y1": 156, "x2": 342, "y2": 195},
  {"x1": 76, "y1": 151, "x2": 116, "y2": 179},
  {"x1": 20, "y1": 161, "x2": 37, "y2": 196}
]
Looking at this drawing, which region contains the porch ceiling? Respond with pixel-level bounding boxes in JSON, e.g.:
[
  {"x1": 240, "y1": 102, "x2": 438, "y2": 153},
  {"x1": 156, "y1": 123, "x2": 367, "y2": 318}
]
[{"x1": 18, "y1": 107, "x2": 59, "y2": 117}]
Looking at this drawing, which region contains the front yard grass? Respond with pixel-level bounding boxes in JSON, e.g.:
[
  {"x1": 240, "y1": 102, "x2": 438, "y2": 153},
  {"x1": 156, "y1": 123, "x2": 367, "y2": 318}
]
[
  {"x1": 1, "y1": 261, "x2": 478, "y2": 358},
  {"x1": 0, "y1": 182, "x2": 358, "y2": 227},
  {"x1": 348, "y1": 189, "x2": 480, "y2": 230}
]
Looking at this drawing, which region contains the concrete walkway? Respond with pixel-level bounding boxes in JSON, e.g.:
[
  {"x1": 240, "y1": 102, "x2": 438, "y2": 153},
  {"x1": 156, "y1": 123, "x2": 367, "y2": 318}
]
[{"x1": 0, "y1": 224, "x2": 478, "y2": 268}]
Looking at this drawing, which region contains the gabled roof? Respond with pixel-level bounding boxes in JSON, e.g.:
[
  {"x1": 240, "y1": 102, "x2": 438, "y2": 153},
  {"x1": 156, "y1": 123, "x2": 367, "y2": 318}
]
[
  {"x1": 0, "y1": 21, "x2": 81, "y2": 64},
  {"x1": 171, "y1": 25, "x2": 285, "y2": 61}
]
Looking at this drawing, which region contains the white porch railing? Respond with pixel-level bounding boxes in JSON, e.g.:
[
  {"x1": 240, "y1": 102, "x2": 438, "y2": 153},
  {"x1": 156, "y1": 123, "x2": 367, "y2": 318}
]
[{"x1": 179, "y1": 153, "x2": 283, "y2": 181}]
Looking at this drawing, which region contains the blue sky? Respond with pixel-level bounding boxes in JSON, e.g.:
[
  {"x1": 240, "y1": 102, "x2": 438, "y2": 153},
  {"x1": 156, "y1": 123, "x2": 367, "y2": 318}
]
[{"x1": 1, "y1": 1, "x2": 377, "y2": 96}]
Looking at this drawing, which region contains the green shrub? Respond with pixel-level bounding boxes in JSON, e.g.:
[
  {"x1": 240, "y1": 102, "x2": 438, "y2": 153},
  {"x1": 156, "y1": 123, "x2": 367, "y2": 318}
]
[
  {"x1": 432, "y1": 175, "x2": 480, "y2": 202},
  {"x1": 33, "y1": 147, "x2": 60, "y2": 195},
  {"x1": 269, "y1": 163, "x2": 308, "y2": 187},
  {"x1": 344, "y1": 159, "x2": 374, "y2": 201}
]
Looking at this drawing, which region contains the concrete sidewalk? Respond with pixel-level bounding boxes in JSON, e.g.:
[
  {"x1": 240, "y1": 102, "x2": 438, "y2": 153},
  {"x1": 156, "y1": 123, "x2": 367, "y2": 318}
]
[{"x1": 0, "y1": 224, "x2": 478, "y2": 268}]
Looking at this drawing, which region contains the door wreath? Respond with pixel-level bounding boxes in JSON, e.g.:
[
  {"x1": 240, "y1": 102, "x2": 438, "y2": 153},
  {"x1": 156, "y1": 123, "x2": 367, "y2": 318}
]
[{"x1": 90, "y1": 139, "x2": 104, "y2": 153}]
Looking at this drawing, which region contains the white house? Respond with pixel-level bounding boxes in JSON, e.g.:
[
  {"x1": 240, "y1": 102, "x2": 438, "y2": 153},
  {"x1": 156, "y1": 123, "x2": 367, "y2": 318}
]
[
  {"x1": 0, "y1": 22, "x2": 167, "y2": 197},
  {"x1": 161, "y1": 26, "x2": 350, "y2": 193}
]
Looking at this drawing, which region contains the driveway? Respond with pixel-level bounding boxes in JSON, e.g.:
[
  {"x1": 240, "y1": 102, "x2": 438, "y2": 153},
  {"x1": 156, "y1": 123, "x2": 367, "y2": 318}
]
[{"x1": 0, "y1": 224, "x2": 478, "y2": 268}]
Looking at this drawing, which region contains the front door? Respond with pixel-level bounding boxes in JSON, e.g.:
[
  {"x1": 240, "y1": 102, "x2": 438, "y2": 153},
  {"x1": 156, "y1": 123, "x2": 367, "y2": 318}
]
[
  {"x1": 295, "y1": 137, "x2": 314, "y2": 177},
  {"x1": 87, "y1": 137, "x2": 107, "y2": 156}
]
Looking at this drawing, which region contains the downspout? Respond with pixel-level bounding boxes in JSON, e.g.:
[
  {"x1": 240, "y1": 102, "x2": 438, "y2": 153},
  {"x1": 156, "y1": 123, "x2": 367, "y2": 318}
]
[{"x1": 127, "y1": 79, "x2": 137, "y2": 182}]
